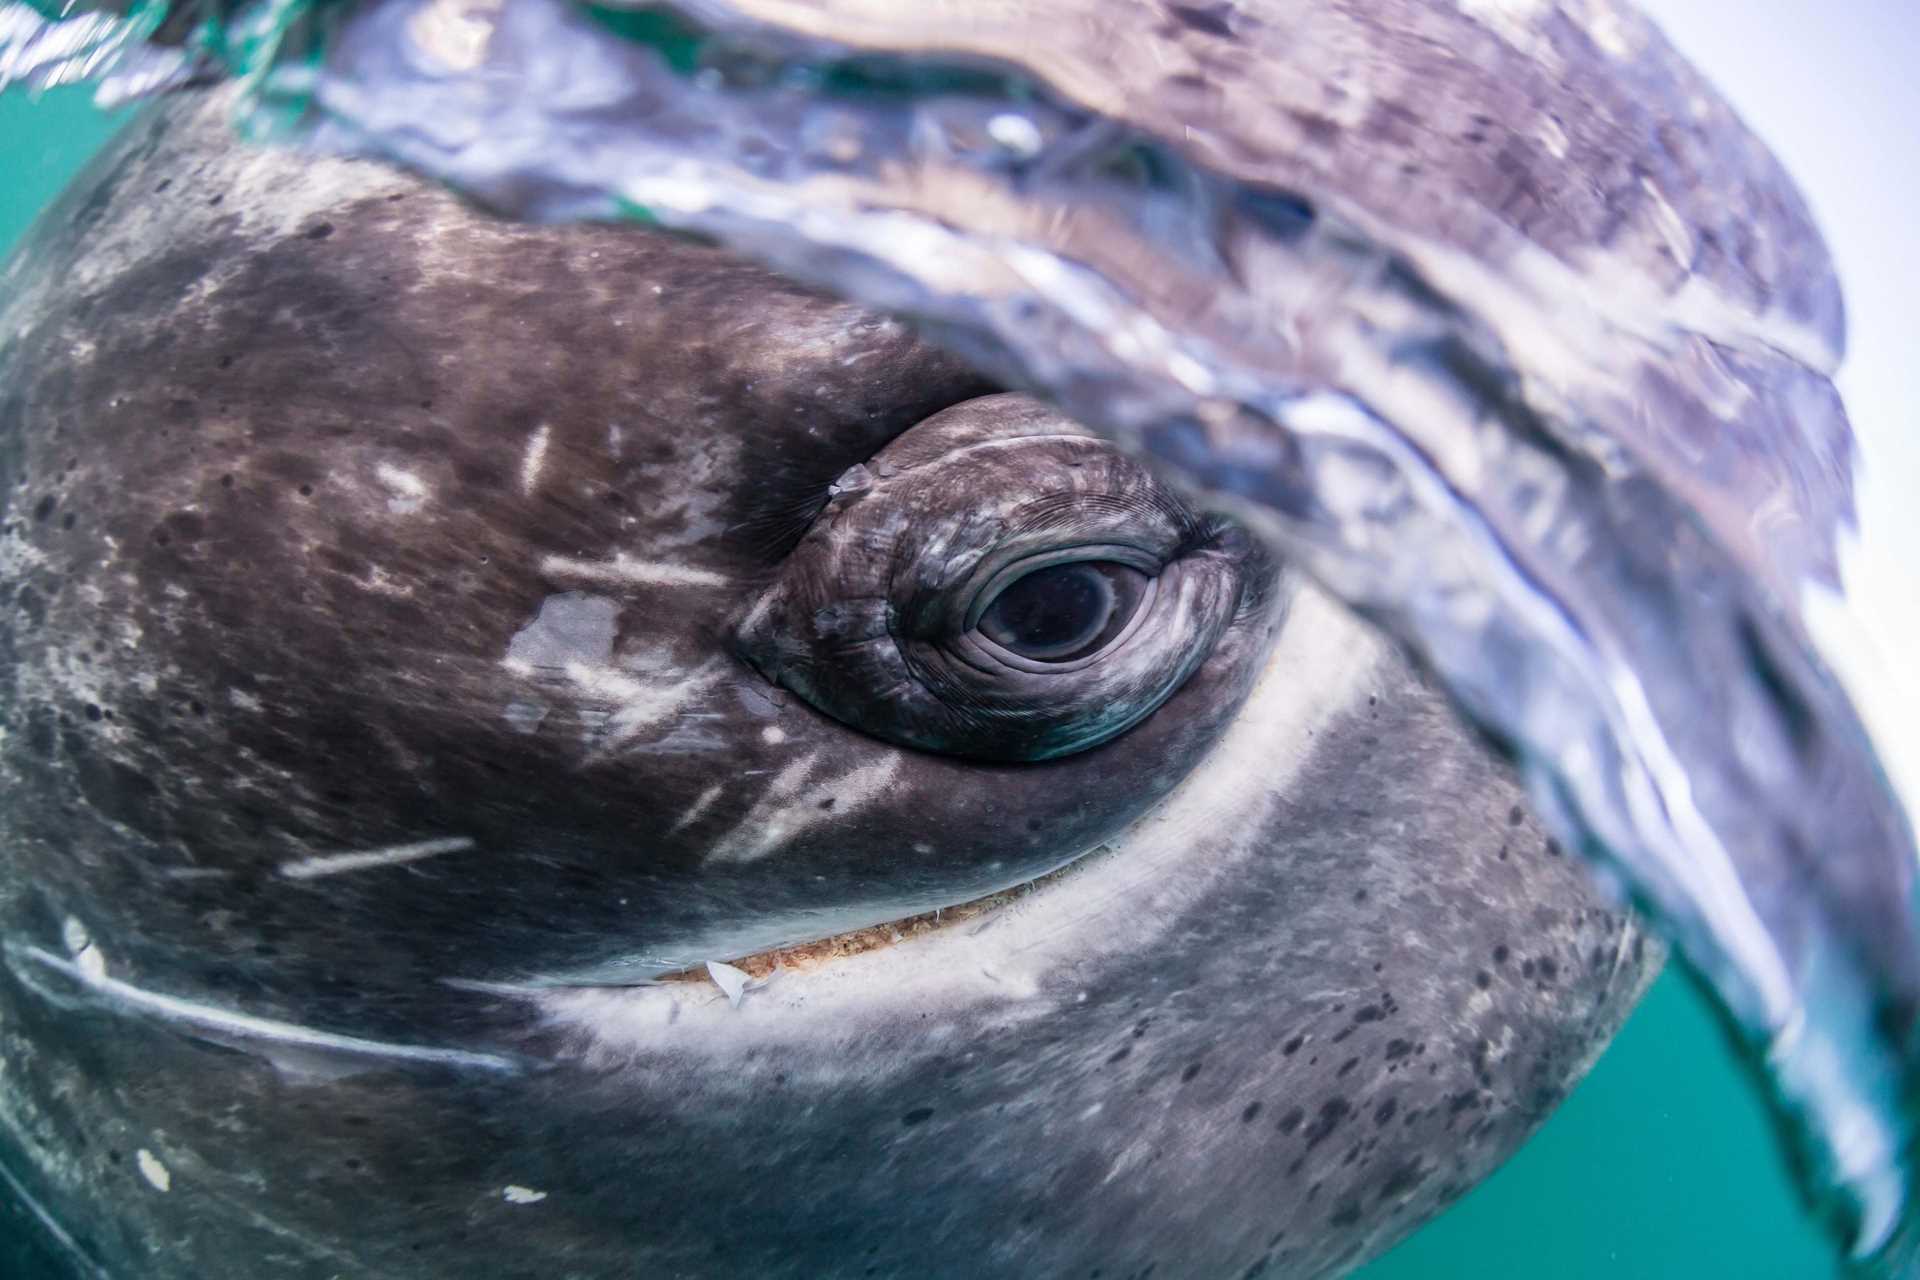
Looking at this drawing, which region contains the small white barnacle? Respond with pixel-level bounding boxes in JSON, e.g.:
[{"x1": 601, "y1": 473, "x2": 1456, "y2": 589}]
[{"x1": 136, "y1": 1149, "x2": 171, "y2": 1193}]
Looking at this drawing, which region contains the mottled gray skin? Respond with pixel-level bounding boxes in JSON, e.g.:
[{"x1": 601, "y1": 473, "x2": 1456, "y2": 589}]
[{"x1": 0, "y1": 93, "x2": 1656, "y2": 1278}]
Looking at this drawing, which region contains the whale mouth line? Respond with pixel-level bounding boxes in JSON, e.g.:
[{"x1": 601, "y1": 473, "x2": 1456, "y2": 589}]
[{"x1": 655, "y1": 851, "x2": 1100, "y2": 988}]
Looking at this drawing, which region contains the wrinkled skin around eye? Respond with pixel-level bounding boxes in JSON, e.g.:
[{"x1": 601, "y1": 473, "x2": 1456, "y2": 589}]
[{"x1": 739, "y1": 393, "x2": 1265, "y2": 761}]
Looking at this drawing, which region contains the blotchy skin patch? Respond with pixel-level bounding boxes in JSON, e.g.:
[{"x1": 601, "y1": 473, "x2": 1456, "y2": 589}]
[{"x1": 0, "y1": 88, "x2": 1659, "y2": 1279}]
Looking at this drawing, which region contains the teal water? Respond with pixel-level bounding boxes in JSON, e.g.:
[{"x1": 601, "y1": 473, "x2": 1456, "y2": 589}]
[{"x1": 0, "y1": 84, "x2": 1839, "y2": 1278}]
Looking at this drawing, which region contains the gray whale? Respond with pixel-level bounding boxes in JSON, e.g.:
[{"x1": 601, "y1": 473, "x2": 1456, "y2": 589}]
[{"x1": 0, "y1": 89, "x2": 1657, "y2": 1278}]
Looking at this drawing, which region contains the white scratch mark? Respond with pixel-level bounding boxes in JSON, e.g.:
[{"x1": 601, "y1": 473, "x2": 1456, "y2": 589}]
[
  {"x1": 670, "y1": 783, "x2": 724, "y2": 834},
  {"x1": 279, "y1": 837, "x2": 475, "y2": 881},
  {"x1": 565, "y1": 658, "x2": 724, "y2": 749},
  {"x1": 707, "y1": 750, "x2": 902, "y2": 864},
  {"x1": 520, "y1": 424, "x2": 552, "y2": 496},
  {"x1": 376, "y1": 463, "x2": 429, "y2": 514},
  {"x1": 502, "y1": 1185, "x2": 549, "y2": 1205},
  {"x1": 1638, "y1": 175, "x2": 1696, "y2": 268},
  {"x1": 136, "y1": 1150, "x2": 171, "y2": 1193},
  {"x1": 1536, "y1": 115, "x2": 1569, "y2": 161},
  {"x1": 10, "y1": 945, "x2": 519, "y2": 1073},
  {"x1": 539, "y1": 554, "x2": 727, "y2": 589}
]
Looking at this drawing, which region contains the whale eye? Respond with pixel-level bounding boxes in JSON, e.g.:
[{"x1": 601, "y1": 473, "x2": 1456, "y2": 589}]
[
  {"x1": 976, "y1": 561, "x2": 1151, "y2": 662},
  {"x1": 739, "y1": 393, "x2": 1261, "y2": 761}
]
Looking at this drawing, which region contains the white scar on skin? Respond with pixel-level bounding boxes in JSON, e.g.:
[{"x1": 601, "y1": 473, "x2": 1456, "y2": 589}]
[
  {"x1": 706, "y1": 749, "x2": 903, "y2": 864},
  {"x1": 520, "y1": 423, "x2": 552, "y2": 495},
  {"x1": 375, "y1": 463, "x2": 429, "y2": 514},
  {"x1": 670, "y1": 783, "x2": 725, "y2": 834},
  {"x1": 278, "y1": 836, "x2": 476, "y2": 881},
  {"x1": 10, "y1": 945, "x2": 518, "y2": 1074},
  {"x1": 565, "y1": 658, "x2": 725, "y2": 748},
  {"x1": 539, "y1": 553, "x2": 728, "y2": 589},
  {"x1": 502, "y1": 1185, "x2": 548, "y2": 1205}
]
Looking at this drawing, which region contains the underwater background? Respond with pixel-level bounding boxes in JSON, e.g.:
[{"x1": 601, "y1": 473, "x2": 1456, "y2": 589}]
[{"x1": 2, "y1": 0, "x2": 1912, "y2": 1271}]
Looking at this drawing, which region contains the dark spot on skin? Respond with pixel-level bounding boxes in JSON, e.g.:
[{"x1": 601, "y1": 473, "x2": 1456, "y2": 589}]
[
  {"x1": 1167, "y1": 3, "x2": 1235, "y2": 40},
  {"x1": 901, "y1": 1108, "x2": 934, "y2": 1127},
  {"x1": 1133, "y1": 1021, "x2": 1150, "y2": 1039},
  {"x1": 1536, "y1": 957, "x2": 1559, "y2": 982},
  {"x1": 1276, "y1": 1107, "x2": 1304, "y2": 1135},
  {"x1": 1302, "y1": 1098, "x2": 1351, "y2": 1148},
  {"x1": 1331, "y1": 1027, "x2": 1355, "y2": 1044},
  {"x1": 817, "y1": 797, "x2": 836, "y2": 811},
  {"x1": 1180, "y1": 1062, "x2": 1204, "y2": 1083},
  {"x1": 83, "y1": 704, "x2": 102, "y2": 722},
  {"x1": 298, "y1": 484, "x2": 313, "y2": 497},
  {"x1": 1374, "y1": 1098, "x2": 1397, "y2": 1126},
  {"x1": 154, "y1": 178, "x2": 171, "y2": 193},
  {"x1": 1545, "y1": 838, "x2": 1563, "y2": 857},
  {"x1": 207, "y1": 193, "x2": 223, "y2": 206},
  {"x1": 33, "y1": 494, "x2": 54, "y2": 521},
  {"x1": 1337, "y1": 1057, "x2": 1359, "y2": 1078},
  {"x1": 1493, "y1": 944, "x2": 1510, "y2": 964},
  {"x1": 1378, "y1": 1160, "x2": 1428, "y2": 1201},
  {"x1": 1448, "y1": 1091, "x2": 1481, "y2": 1115},
  {"x1": 1329, "y1": 1200, "x2": 1363, "y2": 1228},
  {"x1": 1383, "y1": 1039, "x2": 1412, "y2": 1060},
  {"x1": 1282, "y1": 1035, "x2": 1303, "y2": 1056},
  {"x1": 1474, "y1": 970, "x2": 1492, "y2": 989},
  {"x1": 1352, "y1": 1005, "x2": 1383, "y2": 1024},
  {"x1": 1521, "y1": 960, "x2": 1535, "y2": 979},
  {"x1": 1107, "y1": 1046, "x2": 1131, "y2": 1065},
  {"x1": 221, "y1": 473, "x2": 235, "y2": 487},
  {"x1": 304, "y1": 222, "x2": 335, "y2": 241},
  {"x1": 1508, "y1": 804, "x2": 1525, "y2": 826},
  {"x1": 1352, "y1": 888, "x2": 1368, "y2": 903}
]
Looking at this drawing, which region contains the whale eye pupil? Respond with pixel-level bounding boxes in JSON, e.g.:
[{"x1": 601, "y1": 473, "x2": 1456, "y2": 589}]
[{"x1": 978, "y1": 562, "x2": 1144, "y2": 662}]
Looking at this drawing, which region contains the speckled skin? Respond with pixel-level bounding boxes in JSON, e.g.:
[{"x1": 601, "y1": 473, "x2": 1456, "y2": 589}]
[{"x1": 0, "y1": 93, "x2": 1657, "y2": 1278}]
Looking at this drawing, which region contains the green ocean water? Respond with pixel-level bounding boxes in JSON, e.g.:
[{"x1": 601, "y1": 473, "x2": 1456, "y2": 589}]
[{"x1": 0, "y1": 84, "x2": 1837, "y2": 1279}]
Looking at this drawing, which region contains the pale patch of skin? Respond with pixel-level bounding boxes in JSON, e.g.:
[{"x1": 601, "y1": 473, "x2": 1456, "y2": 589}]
[
  {"x1": 375, "y1": 463, "x2": 429, "y2": 515},
  {"x1": 519, "y1": 423, "x2": 552, "y2": 496}
]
